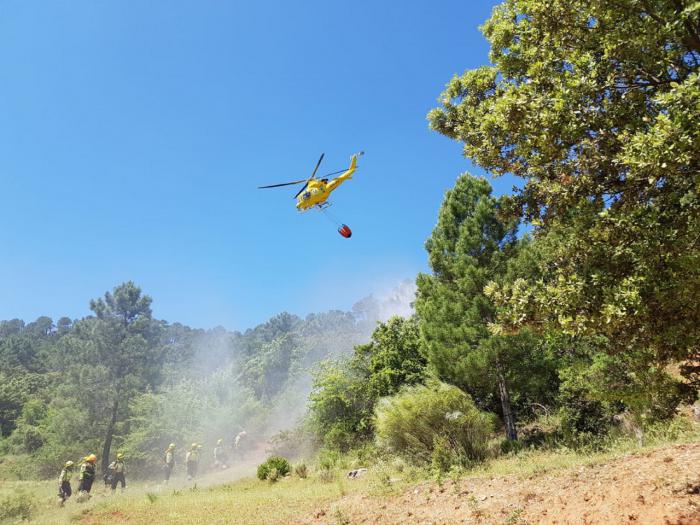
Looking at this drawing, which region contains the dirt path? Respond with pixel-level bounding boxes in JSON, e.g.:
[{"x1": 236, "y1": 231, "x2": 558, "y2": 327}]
[{"x1": 296, "y1": 442, "x2": 700, "y2": 525}]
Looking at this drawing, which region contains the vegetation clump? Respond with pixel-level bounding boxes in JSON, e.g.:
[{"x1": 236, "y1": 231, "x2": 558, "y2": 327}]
[
  {"x1": 293, "y1": 462, "x2": 308, "y2": 479},
  {"x1": 257, "y1": 456, "x2": 291, "y2": 481},
  {"x1": 375, "y1": 382, "x2": 494, "y2": 467},
  {"x1": 0, "y1": 490, "x2": 34, "y2": 521}
]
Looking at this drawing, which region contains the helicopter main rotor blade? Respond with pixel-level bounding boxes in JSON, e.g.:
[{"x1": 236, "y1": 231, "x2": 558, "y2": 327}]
[
  {"x1": 294, "y1": 182, "x2": 309, "y2": 199},
  {"x1": 258, "y1": 179, "x2": 307, "y2": 189},
  {"x1": 319, "y1": 168, "x2": 347, "y2": 178},
  {"x1": 310, "y1": 153, "x2": 324, "y2": 179},
  {"x1": 292, "y1": 153, "x2": 325, "y2": 198}
]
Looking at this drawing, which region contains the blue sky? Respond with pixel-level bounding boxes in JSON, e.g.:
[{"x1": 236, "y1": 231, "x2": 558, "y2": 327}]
[{"x1": 0, "y1": 0, "x2": 511, "y2": 330}]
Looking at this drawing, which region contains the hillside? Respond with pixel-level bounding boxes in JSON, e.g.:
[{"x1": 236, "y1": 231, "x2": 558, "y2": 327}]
[
  {"x1": 296, "y1": 442, "x2": 700, "y2": 525},
  {"x1": 19, "y1": 431, "x2": 693, "y2": 525}
]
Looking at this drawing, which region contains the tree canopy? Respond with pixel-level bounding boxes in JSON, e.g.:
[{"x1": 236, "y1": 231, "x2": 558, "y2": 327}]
[{"x1": 428, "y1": 0, "x2": 699, "y2": 409}]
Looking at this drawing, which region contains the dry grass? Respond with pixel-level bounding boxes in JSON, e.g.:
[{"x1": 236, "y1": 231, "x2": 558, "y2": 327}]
[
  {"x1": 77, "y1": 476, "x2": 363, "y2": 525},
  {"x1": 5, "y1": 416, "x2": 698, "y2": 525}
]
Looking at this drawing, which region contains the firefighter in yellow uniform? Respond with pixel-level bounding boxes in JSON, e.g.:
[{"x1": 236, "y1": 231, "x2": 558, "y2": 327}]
[
  {"x1": 107, "y1": 453, "x2": 126, "y2": 493},
  {"x1": 57, "y1": 460, "x2": 74, "y2": 507},
  {"x1": 163, "y1": 443, "x2": 176, "y2": 483},
  {"x1": 77, "y1": 454, "x2": 97, "y2": 502},
  {"x1": 185, "y1": 443, "x2": 201, "y2": 480}
]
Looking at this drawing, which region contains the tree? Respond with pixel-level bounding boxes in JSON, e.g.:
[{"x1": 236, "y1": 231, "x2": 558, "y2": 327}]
[
  {"x1": 428, "y1": 0, "x2": 699, "y2": 409},
  {"x1": 0, "y1": 319, "x2": 24, "y2": 338},
  {"x1": 354, "y1": 316, "x2": 427, "y2": 400},
  {"x1": 309, "y1": 316, "x2": 427, "y2": 449},
  {"x1": 56, "y1": 317, "x2": 73, "y2": 335},
  {"x1": 416, "y1": 174, "x2": 529, "y2": 440},
  {"x1": 24, "y1": 317, "x2": 54, "y2": 338},
  {"x1": 65, "y1": 282, "x2": 164, "y2": 473}
]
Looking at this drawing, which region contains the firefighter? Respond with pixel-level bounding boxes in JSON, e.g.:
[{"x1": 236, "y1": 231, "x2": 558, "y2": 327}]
[
  {"x1": 107, "y1": 453, "x2": 126, "y2": 493},
  {"x1": 185, "y1": 443, "x2": 201, "y2": 480},
  {"x1": 77, "y1": 454, "x2": 97, "y2": 501},
  {"x1": 234, "y1": 430, "x2": 247, "y2": 461},
  {"x1": 163, "y1": 443, "x2": 176, "y2": 484},
  {"x1": 213, "y1": 438, "x2": 228, "y2": 470},
  {"x1": 57, "y1": 460, "x2": 74, "y2": 507}
]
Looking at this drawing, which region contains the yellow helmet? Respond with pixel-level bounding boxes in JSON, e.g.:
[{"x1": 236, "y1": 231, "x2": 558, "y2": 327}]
[
  {"x1": 116, "y1": 453, "x2": 124, "y2": 460},
  {"x1": 86, "y1": 454, "x2": 97, "y2": 463},
  {"x1": 168, "y1": 443, "x2": 176, "y2": 450},
  {"x1": 217, "y1": 439, "x2": 223, "y2": 445},
  {"x1": 64, "y1": 460, "x2": 74, "y2": 468},
  {"x1": 191, "y1": 442, "x2": 198, "y2": 449}
]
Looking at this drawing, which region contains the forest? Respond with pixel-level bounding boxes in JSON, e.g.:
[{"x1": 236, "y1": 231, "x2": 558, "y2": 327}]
[{"x1": 0, "y1": 282, "x2": 416, "y2": 479}]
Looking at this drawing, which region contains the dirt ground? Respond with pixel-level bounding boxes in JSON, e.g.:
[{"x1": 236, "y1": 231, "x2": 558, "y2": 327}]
[{"x1": 297, "y1": 442, "x2": 700, "y2": 525}]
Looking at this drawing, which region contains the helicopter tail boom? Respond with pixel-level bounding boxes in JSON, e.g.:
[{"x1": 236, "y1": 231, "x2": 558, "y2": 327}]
[{"x1": 325, "y1": 153, "x2": 360, "y2": 192}]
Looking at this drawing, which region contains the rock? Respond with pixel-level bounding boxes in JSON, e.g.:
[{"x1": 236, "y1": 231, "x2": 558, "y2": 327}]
[
  {"x1": 686, "y1": 482, "x2": 700, "y2": 495},
  {"x1": 672, "y1": 479, "x2": 700, "y2": 495}
]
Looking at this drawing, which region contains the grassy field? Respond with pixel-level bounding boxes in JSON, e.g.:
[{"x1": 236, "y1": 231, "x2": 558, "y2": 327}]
[
  {"x1": 1, "y1": 468, "x2": 377, "y2": 525},
  {"x1": 2, "y1": 416, "x2": 698, "y2": 525}
]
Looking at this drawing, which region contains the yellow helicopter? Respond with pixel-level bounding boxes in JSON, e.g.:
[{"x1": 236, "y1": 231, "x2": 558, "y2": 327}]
[{"x1": 258, "y1": 151, "x2": 363, "y2": 212}]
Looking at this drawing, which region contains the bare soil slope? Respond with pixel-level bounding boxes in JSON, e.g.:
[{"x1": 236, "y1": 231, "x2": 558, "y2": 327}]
[{"x1": 296, "y1": 442, "x2": 700, "y2": 525}]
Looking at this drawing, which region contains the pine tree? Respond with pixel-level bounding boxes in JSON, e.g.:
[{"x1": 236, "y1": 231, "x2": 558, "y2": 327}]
[{"x1": 416, "y1": 174, "x2": 522, "y2": 440}]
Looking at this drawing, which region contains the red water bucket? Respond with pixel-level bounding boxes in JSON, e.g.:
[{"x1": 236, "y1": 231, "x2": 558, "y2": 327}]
[{"x1": 338, "y1": 224, "x2": 352, "y2": 238}]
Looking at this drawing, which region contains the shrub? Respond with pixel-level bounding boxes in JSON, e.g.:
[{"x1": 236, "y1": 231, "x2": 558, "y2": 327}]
[
  {"x1": 256, "y1": 456, "x2": 290, "y2": 481},
  {"x1": 431, "y1": 436, "x2": 453, "y2": 474},
  {"x1": 0, "y1": 490, "x2": 34, "y2": 521},
  {"x1": 499, "y1": 438, "x2": 524, "y2": 455},
  {"x1": 317, "y1": 467, "x2": 335, "y2": 483},
  {"x1": 558, "y1": 367, "x2": 619, "y2": 444},
  {"x1": 267, "y1": 467, "x2": 280, "y2": 483},
  {"x1": 375, "y1": 382, "x2": 494, "y2": 467},
  {"x1": 294, "y1": 462, "x2": 308, "y2": 479},
  {"x1": 317, "y1": 448, "x2": 342, "y2": 470}
]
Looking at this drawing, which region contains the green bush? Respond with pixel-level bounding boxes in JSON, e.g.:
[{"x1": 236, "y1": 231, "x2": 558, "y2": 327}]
[
  {"x1": 375, "y1": 382, "x2": 494, "y2": 467},
  {"x1": 317, "y1": 448, "x2": 342, "y2": 471},
  {"x1": 267, "y1": 467, "x2": 280, "y2": 483},
  {"x1": 430, "y1": 436, "x2": 452, "y2": 474},
  {"x1": 499, "y1": 438, "x2": 524, "y2": 455},
  {"x1": 558, "y1": 367, "x2": 620, "y2": 444},
  {"x1": 0, "y1": 490, "x2": 34, "y2": 521},
  {"x1": 256, "y1": 456, "x2": 290, "y2": 481}
]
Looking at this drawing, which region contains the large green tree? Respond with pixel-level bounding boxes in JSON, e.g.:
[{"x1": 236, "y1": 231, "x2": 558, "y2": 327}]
[
  {"x1": 63, "y1": 282, "x2": 165, "y2": 473},
  {"x1": 429, "y1": 0, "x2": 699, "y2": 403},
  {"x1": 416, "y1": 174, "x2": 528, "y2": 440}
]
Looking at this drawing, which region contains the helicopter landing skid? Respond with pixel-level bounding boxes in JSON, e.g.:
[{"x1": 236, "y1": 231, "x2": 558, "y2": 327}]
[{"x1": 317, "y1": 202, "x2": 333, "y2": 211}]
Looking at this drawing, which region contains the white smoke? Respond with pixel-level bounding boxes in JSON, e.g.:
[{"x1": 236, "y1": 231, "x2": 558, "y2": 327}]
[
  {"x1": 154, "y1": 279, "x2": 418, "y2": 479},
  {"x1": 351, "y1": 279, "x2": 416, "y2": 326}
]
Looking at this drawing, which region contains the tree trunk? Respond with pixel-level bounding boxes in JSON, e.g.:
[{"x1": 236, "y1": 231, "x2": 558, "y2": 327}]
[
  {"x1": 101, "y1": 398, "x2": 119, "y2": 474},
  {"x1": 496, "y1": 363, "x2": 517, "y2": 441}
]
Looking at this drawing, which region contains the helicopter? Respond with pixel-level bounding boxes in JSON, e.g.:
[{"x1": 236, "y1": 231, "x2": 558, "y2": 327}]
[{"x1": 258, "y1": 151, "x2": 363, "y2": 237}]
